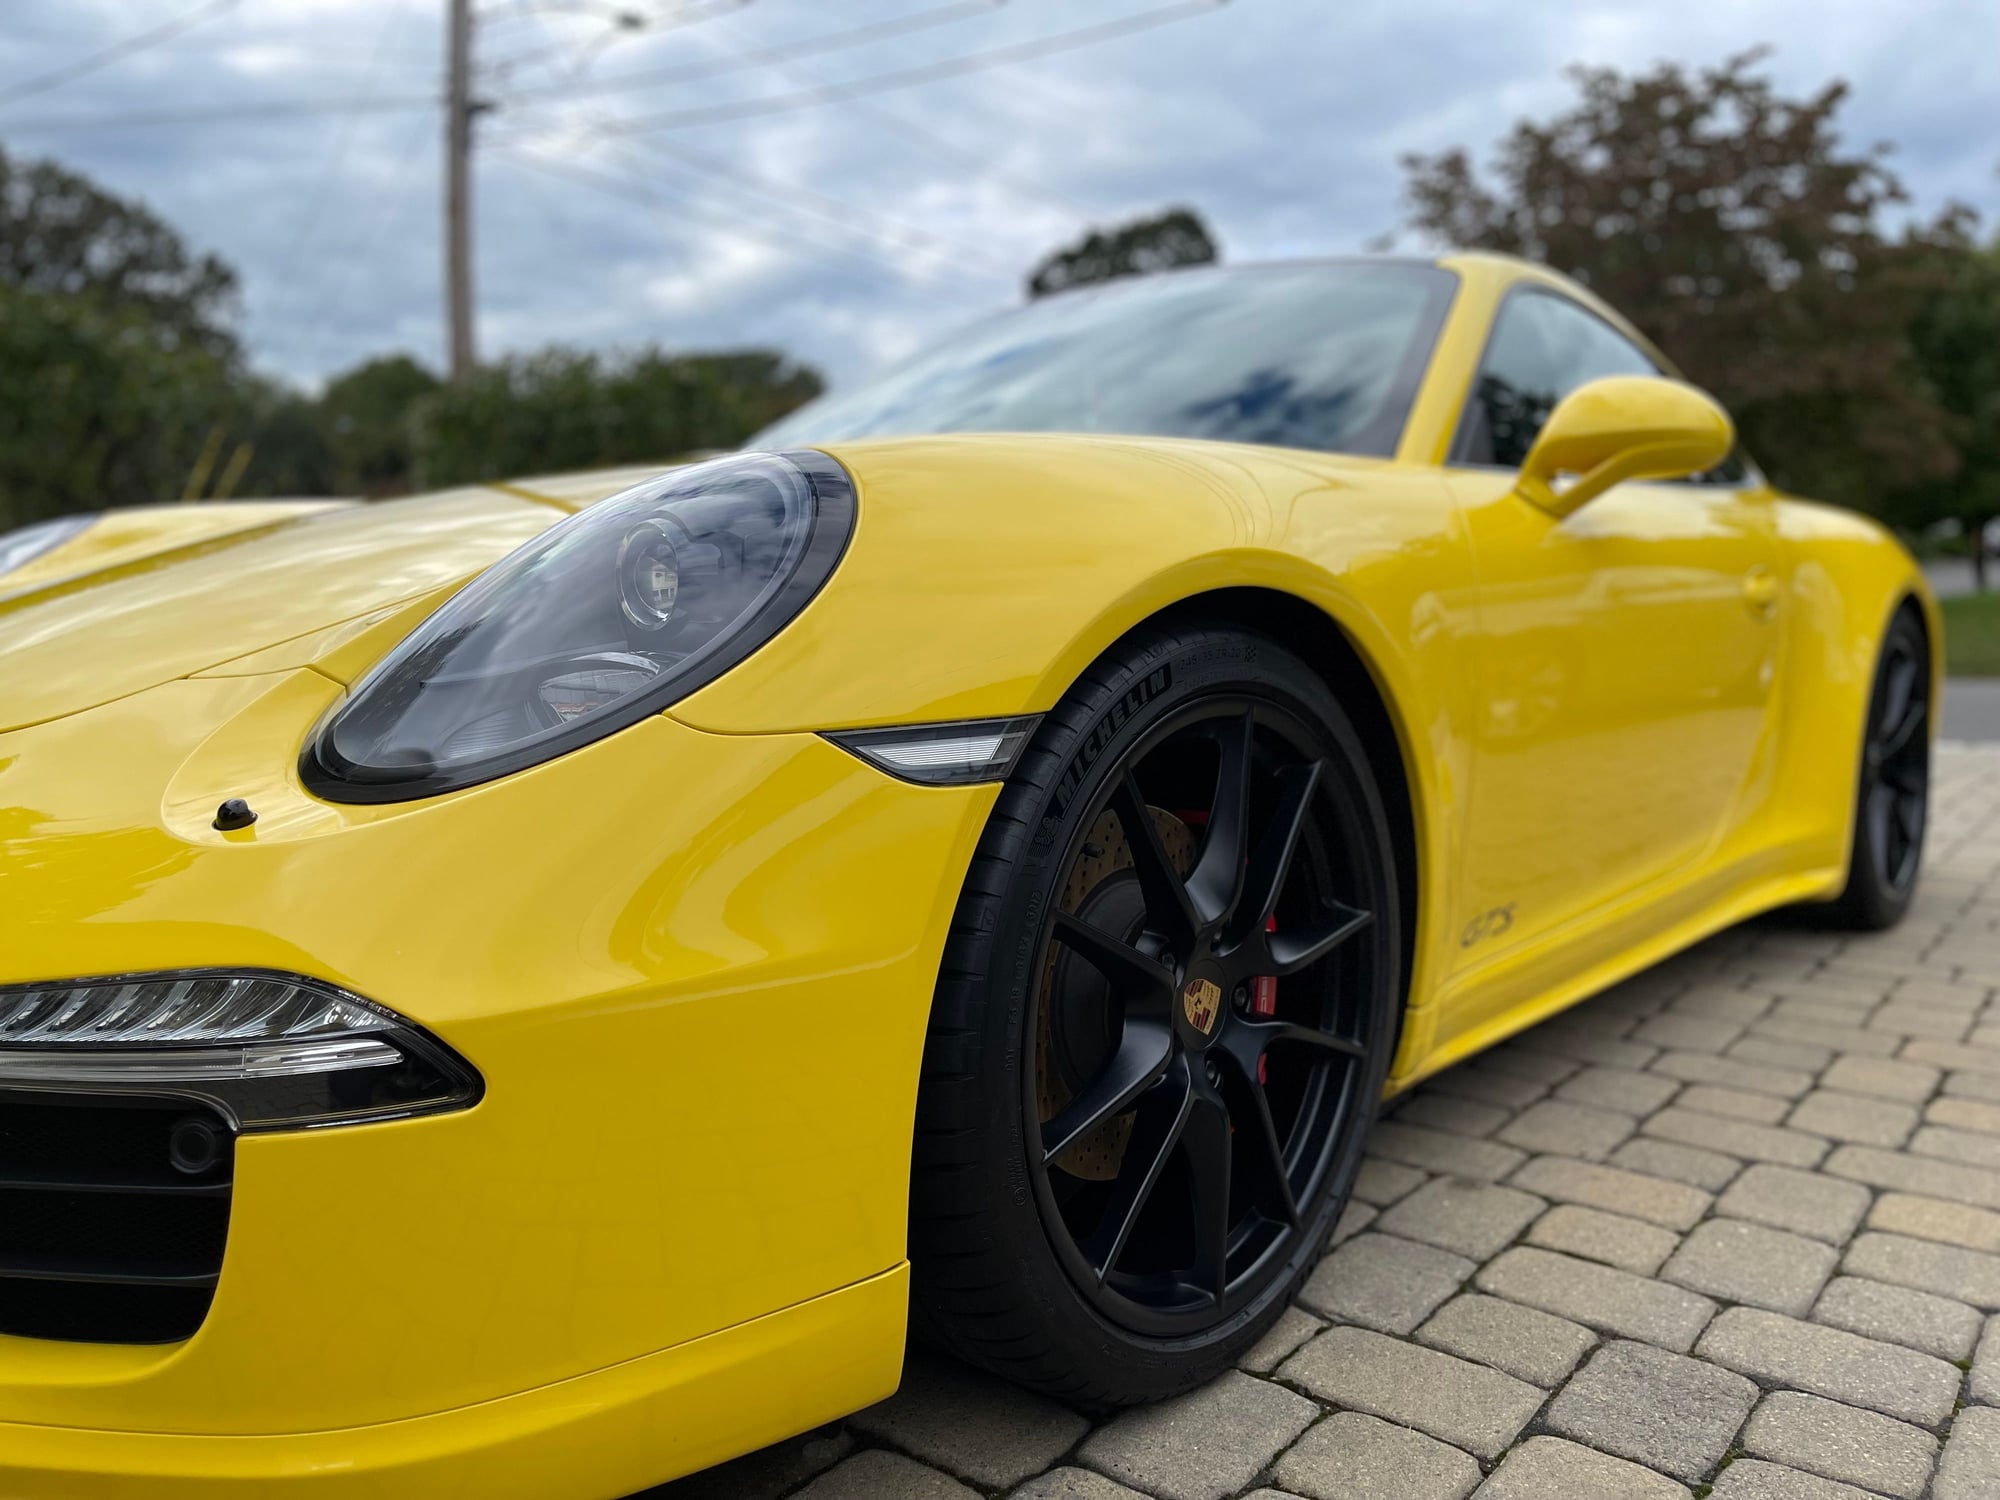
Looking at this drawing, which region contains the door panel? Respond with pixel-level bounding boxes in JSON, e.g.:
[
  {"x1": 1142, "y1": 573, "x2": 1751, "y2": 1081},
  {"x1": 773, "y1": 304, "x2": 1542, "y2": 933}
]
[{"x1": 1449, "y1": 473, "x2": 1780, "y2": 975}]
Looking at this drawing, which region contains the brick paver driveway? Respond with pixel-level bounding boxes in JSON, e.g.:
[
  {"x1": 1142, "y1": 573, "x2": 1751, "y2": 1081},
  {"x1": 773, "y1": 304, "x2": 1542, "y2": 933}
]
[{"x1": 656, "y1": 744, "x2": 2000, "y2": 1500}]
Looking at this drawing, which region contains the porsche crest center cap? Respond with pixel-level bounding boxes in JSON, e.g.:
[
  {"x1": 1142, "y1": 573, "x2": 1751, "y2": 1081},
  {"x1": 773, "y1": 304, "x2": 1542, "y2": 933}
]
[{"x1": 1182, "y1": 976, "x2": 1222, "y2": 1036}]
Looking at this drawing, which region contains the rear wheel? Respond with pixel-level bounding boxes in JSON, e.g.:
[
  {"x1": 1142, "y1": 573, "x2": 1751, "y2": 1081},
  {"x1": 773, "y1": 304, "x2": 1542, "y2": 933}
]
[
  {"x1": 1816, "y1": 606, "x2": 1930, "y2": 931},
  {"x1": 909, "y1": 625, "x2": 1400, "y2": 1404}
]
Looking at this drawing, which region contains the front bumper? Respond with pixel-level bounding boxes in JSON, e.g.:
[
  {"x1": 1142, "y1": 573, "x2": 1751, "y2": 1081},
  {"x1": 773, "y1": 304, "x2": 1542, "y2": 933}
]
[{"x1": 0, "y1": 670, "x2": 990, "y2": 1490}]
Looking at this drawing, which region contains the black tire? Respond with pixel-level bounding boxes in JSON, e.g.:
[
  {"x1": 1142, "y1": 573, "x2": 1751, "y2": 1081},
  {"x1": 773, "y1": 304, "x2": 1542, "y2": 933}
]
[
  {"x1": 908, "y1": 623, "x2": 1401, "y2": 1405},
  {"x1": 1814, "y1": 605, "x2": 1931, "y2": 931}
]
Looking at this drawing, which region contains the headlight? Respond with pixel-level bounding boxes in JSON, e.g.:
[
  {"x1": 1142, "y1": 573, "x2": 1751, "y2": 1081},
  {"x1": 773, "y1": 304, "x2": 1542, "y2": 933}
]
[
  {"x1": 0, "y1": 514, "x2": 92, "y2": 580},
  {"x1": 302, "y1": 451, "x2": 855, "y2": 802},
  {"x1": 0, "y1": 971, "x2": 481, "y2": 1130}
]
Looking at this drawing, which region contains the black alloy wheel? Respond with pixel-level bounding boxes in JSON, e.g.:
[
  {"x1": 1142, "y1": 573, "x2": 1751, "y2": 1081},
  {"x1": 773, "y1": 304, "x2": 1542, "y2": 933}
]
[
  {"x1": 1815, "y1": 605, "x2": 1930, "y2": 930},
  {"x1": 910, "y1": 625, "x2": 1400, "y2": 1403}
]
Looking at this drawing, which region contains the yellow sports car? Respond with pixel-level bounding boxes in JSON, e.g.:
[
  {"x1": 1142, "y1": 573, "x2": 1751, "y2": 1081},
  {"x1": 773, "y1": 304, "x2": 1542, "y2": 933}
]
[{"x1": 0, "y1": 253, "x2": 1934, "y2": 1497}]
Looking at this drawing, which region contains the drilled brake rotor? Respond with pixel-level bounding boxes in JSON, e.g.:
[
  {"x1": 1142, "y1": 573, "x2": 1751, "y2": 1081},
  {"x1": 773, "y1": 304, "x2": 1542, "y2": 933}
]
[{"x1": 1038, "y1": 806, "x2": 1197, "y2": 1181}]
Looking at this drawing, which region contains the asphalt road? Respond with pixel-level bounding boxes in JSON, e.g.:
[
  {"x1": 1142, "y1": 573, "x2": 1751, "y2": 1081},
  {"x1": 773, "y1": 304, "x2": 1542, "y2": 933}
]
[{"x1": 1946, "y1": 679, "x2": 2000, "y2": 744}]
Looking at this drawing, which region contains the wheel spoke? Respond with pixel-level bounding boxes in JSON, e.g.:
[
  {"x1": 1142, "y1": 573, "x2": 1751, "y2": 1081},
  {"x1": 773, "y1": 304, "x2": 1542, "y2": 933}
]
[
  {"x1": 1866, "y1": 781, "x2": 1896, "y2": 886},
  {"x1": 1268, "y1": 901, "x2": 1374, "y2": 976},
  {"x1": 1052, "y1": 910, "x2": 1176, "y2": 1002},
  {"x1": 1181, "y1": 1071, "x2": 1233, "y2": 1307},
  {"x1": 1883, "y1": 758, "x2": 1928, "y2": 796},
  {"x1": 1041, "y1": 1016, "x2": 1175, "y2": 1164},
  {"x1": 1109, "y1": 774, "x2": 1197, "y2": 948},
  {"x1": 1895, "y1": 792, "x2": 1924, "y2": 844},
  {"x1": 1881, "y1": 698, "x2": 1926, "y2": 761},
  {"x1": 1221, "y1": 1015, "x2": 1365, "y2": 1081},
  {"x1": 1233, "y1": 760, "x2": 1322, "y2": 945},
  {"x1": 1187, "y1": 710, "x2": 1256, "y2": 927},
  {"x1": 1080, "y1": 1058, "x2": 1194, "y2": 1281},
  {"x1": 1213, "y1": 1046, "x2": 1299, "y2": 1227},
  {"x1": 1883, "y1": 653, "x2": 1920, "y2": 737}
]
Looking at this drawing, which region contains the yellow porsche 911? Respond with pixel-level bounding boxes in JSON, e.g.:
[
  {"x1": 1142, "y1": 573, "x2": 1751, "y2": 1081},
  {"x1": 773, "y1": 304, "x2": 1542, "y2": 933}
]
[{"x1": 0, "y1": 253, "x2": 1935, "y2": 1496}]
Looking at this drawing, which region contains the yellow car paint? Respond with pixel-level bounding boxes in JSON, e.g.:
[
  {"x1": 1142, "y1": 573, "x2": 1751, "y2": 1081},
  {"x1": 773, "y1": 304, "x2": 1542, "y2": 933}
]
[{"x1": 0, "y1": 252, "x2": 1935, "y2": 1496}]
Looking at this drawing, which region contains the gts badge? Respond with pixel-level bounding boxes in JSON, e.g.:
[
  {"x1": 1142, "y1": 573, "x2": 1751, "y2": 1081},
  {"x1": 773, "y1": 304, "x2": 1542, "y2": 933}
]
[{"x1": 1461, "y1": 904, "x2": 1516, "y2": 949}]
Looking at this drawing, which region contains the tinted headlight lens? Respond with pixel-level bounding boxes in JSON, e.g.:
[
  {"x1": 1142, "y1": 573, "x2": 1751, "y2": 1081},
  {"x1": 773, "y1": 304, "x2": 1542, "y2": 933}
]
[
  {"x1": 303, "y1": 451, "x2": 854, "y2": 802},
  {"x1": 0, "y1": 972, "x2": 480, "y2": 1131}
]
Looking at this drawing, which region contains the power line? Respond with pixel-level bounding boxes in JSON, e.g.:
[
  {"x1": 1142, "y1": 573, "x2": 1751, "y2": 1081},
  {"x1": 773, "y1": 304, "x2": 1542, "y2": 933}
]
[
  {"x1": 477, "y1": 0, "x2": 746, "y2": 79},
  {"x1": 494, "y1": 143, "x2": 993, "y2": 299},
  {"x1": 612, "y1": 132, "x2": 1017, "y2": 277},
  {"x1": 590, "y1": 0, "x2": 1231, "y2": 135},
  {"x1": 496, "y1": 0, "x2": 1003, "y2": 101},
  {"x1": 0, "y1": 0, "x2": 240, "y2": 109}
]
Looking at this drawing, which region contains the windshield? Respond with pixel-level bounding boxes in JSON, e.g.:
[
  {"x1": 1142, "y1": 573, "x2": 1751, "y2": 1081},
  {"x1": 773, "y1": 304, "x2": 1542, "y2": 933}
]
[{"x1": 753, "y1": 261, "x2": 1456, "y2": 458}]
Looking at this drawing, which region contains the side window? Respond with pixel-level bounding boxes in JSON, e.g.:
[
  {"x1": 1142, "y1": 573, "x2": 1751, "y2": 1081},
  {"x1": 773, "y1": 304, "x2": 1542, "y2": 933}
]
[{"x1": 1456, "y1": 291, "x2": 1658, "y2": 467}]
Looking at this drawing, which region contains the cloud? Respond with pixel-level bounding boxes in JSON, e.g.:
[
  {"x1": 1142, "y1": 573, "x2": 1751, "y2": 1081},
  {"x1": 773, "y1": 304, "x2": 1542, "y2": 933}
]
[{"x1": 0, "y1": 0, "x2": 1993, "y2": 393}]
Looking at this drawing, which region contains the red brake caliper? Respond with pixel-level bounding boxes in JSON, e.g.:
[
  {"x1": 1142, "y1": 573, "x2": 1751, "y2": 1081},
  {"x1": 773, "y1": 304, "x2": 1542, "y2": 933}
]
[{"x1": 1252, "y1": 915, "x2": 1277, "y2": 1082}]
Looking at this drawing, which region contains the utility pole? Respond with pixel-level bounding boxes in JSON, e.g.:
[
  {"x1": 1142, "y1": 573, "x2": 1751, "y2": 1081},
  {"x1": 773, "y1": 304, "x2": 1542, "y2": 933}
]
[{"x1": 444, "y1": 0, "x2": 476, "y2": 383}]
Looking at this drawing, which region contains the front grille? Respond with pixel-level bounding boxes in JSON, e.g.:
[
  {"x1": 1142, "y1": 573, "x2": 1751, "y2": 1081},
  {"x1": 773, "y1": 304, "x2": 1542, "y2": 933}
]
[{"x1": 0, "y1": 1092, "x2": 232, "y2": 1343}]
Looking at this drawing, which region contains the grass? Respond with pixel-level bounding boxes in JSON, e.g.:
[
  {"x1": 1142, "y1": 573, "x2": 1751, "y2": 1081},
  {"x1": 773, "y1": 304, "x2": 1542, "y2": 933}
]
[{"x1": 1942, "y1": 589, "x2": 2000, "y2": 677}]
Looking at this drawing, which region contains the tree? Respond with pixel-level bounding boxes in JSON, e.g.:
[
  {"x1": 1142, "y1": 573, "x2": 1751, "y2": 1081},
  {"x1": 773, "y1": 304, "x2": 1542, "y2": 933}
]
[
  {"x1": 0, "y1": 145, "x2": 239, "y2": 357},
  {"x1": 412, "y1": 348, "x2": 823, "y2": 488},
  {"x1": 319, "y1": 355, "x2": 442, "y2": 496},
  {"x1": 1400, "y1": 51, "x2": 1963, "y2": 511},
  {"x1": 1027, "y1": 207, "x2": 1219, "y2": 299},
  {"x1": 1885, "y1": 232, "x2": 2000, "y2": 587}
]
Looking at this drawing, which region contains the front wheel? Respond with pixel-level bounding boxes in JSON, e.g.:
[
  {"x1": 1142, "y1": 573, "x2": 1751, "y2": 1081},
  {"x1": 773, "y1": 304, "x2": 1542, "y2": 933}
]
[
  {"x1": 1815, "y1": 605, "x2": 1931, "y2": 931},
  {"x1": 909, "y1": 625, "x2": 1400, "y2": 1404}
]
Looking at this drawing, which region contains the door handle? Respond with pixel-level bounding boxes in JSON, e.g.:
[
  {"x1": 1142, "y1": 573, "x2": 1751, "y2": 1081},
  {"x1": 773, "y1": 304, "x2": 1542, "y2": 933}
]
[{"x1": 1742, "y1": 566, "x2": 1779, "y2": 618}]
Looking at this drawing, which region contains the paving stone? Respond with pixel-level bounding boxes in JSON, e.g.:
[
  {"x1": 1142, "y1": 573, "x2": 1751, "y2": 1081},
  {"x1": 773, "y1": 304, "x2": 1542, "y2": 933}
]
[
  {"x1": 1554, "y1": 1066, "x2": 1682, "y2": 1117},
  {"x1": 1756, "y1": 1016, "x2": 1902, "y2": 1058},
  {"x1": 1972, "y1": 1314, "x2": 2000, "y2": 1404},
  {"x1": 1729, "y1": 1035, "x2": 1838, "y2": 1073},
  {"x1": 1279, "y1": 1326, "x2": 1542, "y2": 1460},
  {"x1": 1377, "y1": 1178, "x2": 1545, "y2": 1260},
  {"x1": 1843, "y1": 1229, "x2": 2000, "y2": 1309},
  {"x1": 1661, "y1": 1219, "x2": 1838, "y2": 1315},
  {"x1": 1509, "y1": 1156, "x2": 1713, "y2": 1229},
  {"x1": 1238, "y1": 1306, "x2": 1323, "y2": 1374},
  {"x1": 1479, "y1": 1046, "x2": 1587, "y2": 1084},
  {"x1": 1935, "y1": 1404, "x2": 2000, "y2": 1500},
  {"x1": 1425, "y1": 1065, "x2": 1552, "y2": 1110},
  {"x1": 1006, "y1": 1473, "x2": 1149, "y2": 1500},
  {"x1": 1075, "y1": 1371, "x2": 1317, "y2": 1500},
  {"x1": 1869, "y1": 1191, "x2": 2000, "y2": 1252},
  {"x1": 1297, "y1": 1232, "x2": 1473, "y2": 1334},
  {"x1": 1651, "y1": 1050, "x2": 1815, "y2": 1097},
  {"x1": 1819, "y1": 1054, "x2": 1941, "y2": 1102},
  {"x1": 1740, "y1": 1391, "x2": 1938, "y2": 1499},
  {"x1": 1331, "y1": 1200, "x2": 1375, "y2": 1244},
  {"x1": 1352, "y1": 1157, "x2": 1427, "y2": 1206},
  {"x1": 1472, "y1": 1436, "x2": 1688, "y2": 1499},
  {"x1": 1929, "y1": 1096, "x2": 2000, "y2": 1135},
  {"x1": 1785, "y1": 1089, "x2": 1919, "y2": 1147},
  {"x1": 1671, "y1": 985, "x2": 1772, "y2": 1024},
  {"x1": 1695, "y1": 1306, "x2": 1961, "y2": 1425},
  {"x1": 1525, "y1": 1204, "x2": 1679, "y2": 1273},
  {"x1": 1543, "y1": 1339, "x2": 1756, "y2": 1481},
  {"x1": 851, "y1": 1354, "x2": 1089, "y2": 1487},
  {"x1": 1675, "y1": 1083, "x2": 1790, "y2": 1124},
  {"x1": 1267, "y1": 1412, "x2": 1480, "y2": 1500},
  {"x1": 1367, "y1": 1122, "x2": 1527, "y2": 1181},
  {"x1": 795, "y1": 1451, "x2": 978, "y2": 1500},
  {"x1": 1395, "y1": 1093, "x2": 1512, "y2": 1138},
  {"x1": 1946, "y1": 1069, "x2": 2000, "y2": 1104},
  {"x1": 1476, "y1": 1246, "x2": 1716, "y2": 1351},
  {"x1": 1415, "y1": 1292, "x2": 1595, "y2": 1387},
  {"x1": 1713, "y1": 1164, "x2": 1870, "y2": 1244},
  {"x1": 1608, "y1": 1137, "x2": 1744, "y2": 1191},
  {"x1": 1511, "y1": 1030, "x2": 1659, "y2": 1071},
  {"x1": 1904, "y1": 1039, "x2": 2000, "y2": 1077},
  {"x1": 1874, "y1": 1003, "x2": 1974, "y2": 1040},
  {"x1": 1642, "y1": 1106, "x2": 1830, "y2": 1168},
  {"x1": 1707, "y1": 1458, "x2": 1886, "y2": 1499},
  {"x1": 1635, "y1": 1013, "x2": 1746, "y2": 1053},
  {"x1": 1914, "y1": 1122, "x2": 2000, "y2": 1168},
  {"x1": 1812, "y1": 1275, "x2": 1982, "y2": 1360},
  {"x1": 1824, "y1": 1142, "x2": 2000, "y2": 1209},
  {"x1": 1497, "y1": 1099, "x2": 1635, "y2": 1160}
]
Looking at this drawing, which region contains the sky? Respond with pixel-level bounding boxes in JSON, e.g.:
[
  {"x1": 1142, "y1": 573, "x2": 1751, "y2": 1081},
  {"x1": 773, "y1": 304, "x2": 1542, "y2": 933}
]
[{"x1": 1, "y1": 0, "x2": 1995, "y2": 394}]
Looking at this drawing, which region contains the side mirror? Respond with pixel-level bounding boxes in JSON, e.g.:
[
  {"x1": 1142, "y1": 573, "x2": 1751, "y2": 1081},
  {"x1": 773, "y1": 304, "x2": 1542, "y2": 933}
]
[{"x1": 1516, "y1": 374, "x2": 1735, "y2": 519}]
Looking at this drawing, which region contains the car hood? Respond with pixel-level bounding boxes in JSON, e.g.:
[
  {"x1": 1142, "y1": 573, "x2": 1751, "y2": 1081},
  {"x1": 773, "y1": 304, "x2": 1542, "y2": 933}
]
[{"x1": 0, "y1": 487, "x2": 563, "y2": 733}]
